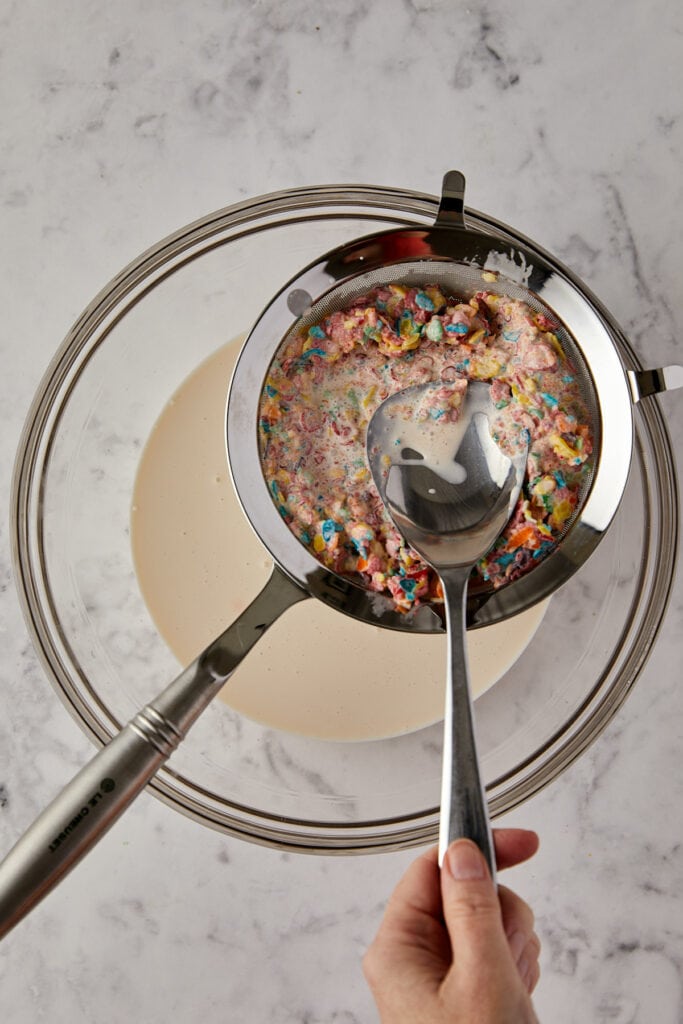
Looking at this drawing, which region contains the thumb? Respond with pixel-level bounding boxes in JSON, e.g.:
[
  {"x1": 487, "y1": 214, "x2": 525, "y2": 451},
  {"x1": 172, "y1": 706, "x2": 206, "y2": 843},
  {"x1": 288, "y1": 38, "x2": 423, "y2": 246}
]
[{"x1": 441, "y1": 839, "x2": 512, "y2": 979}]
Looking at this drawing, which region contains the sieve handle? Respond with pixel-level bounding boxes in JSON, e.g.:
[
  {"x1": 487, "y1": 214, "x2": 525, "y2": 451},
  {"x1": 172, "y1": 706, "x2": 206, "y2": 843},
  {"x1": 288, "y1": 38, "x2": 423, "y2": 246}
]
[
  {"x1": 0, "y1": 565, "x2": 307, "y2": 940},
  {"x1": 629, "y1": 365, "x2": 683, "y2": 401},
  {"x1": 437, "y1": 565, "x2": 496, "y2": 881}
]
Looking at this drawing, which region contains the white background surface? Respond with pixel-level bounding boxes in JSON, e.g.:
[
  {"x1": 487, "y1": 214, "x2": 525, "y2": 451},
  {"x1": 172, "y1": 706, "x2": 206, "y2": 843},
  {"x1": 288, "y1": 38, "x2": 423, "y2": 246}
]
[{"x1": 1, "y1": 2, "x2": 683, "y2": 1021}]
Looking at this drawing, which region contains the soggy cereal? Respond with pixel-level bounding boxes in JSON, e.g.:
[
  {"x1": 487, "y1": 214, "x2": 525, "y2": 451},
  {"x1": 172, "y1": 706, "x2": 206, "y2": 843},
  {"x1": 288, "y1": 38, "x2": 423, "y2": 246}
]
[{"x1": 258, "y1": 285, "x2": 594, "y2": 611}]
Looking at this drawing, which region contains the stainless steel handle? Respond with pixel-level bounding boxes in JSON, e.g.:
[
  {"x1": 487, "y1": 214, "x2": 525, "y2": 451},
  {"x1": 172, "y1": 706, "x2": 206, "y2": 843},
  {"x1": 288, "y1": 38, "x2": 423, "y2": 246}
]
[
  {"x1": 434, "y1": 169, "x2": 466, "y2": 228},
  {"x1": 628, "y1": 365, "x2": 683, "y2": 401},
  {"x1": 437, "y1": 566, "x2": 496, "y2": 880},
  {"x1": 0, "y1": 565, "x2": 307, "y2": 940}
]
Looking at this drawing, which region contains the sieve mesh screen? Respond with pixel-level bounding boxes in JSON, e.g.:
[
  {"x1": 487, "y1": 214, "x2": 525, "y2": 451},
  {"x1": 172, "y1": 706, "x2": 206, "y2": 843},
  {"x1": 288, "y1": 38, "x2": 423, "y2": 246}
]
[{"x1": 275, "y1": 257, "x2": 600, "y2": 562}]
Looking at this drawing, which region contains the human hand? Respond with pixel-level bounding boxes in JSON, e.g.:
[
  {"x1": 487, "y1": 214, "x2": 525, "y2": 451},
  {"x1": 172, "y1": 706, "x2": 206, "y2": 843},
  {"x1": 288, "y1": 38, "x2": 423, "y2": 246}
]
[{"x1": 363, "y1": 830, "x2": 540, "y2": 1024}]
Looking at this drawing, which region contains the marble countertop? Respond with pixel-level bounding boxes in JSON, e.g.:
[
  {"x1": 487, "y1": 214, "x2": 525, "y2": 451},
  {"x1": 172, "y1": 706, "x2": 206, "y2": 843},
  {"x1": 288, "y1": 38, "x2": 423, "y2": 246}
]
[{"x1": 2, "y1": 2, "x2": 682, "y2": 1021}]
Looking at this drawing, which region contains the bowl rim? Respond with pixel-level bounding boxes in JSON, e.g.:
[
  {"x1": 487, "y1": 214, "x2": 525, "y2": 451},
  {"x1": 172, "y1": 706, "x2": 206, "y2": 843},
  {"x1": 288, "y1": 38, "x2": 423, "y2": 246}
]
[{"x1": 10, "y1": 181, "x2": 680, "y2": 853}]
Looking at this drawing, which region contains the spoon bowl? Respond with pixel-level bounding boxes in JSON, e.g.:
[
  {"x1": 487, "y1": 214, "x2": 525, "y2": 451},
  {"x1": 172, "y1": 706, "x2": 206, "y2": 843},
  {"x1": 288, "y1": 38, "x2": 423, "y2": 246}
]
[{"x1": 367, "y1": 380, "x2": 528, "y2": 872}]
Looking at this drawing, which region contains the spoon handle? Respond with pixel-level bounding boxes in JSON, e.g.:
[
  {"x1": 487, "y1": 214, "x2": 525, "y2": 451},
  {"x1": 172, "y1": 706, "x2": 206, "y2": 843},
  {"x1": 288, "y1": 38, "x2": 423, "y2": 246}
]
[
  {"x1": 437, "y1": 566, "x2": 496, "y2": 881},
  {"x1": 0, "y1": 566, "x2": 307, "y2": 940}
]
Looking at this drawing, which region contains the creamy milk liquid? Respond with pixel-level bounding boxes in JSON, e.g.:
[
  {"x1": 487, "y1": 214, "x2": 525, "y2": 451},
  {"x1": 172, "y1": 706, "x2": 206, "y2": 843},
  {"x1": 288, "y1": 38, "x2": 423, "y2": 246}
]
[
  {"x1": 373, "y1": 383, "x2": 498, "y2": 487},
  {"x1": 131, "y1": 337, "x2": 549, "y2": 742}
]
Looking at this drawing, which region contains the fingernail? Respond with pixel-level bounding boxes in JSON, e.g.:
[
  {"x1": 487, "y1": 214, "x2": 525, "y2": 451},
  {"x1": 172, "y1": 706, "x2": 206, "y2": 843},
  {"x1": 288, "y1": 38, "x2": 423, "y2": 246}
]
[
  {"x1": 518, "y1": 955, "x2": 531, "y2": 987},
  {"x1": 446, "y1": 840, "x2": 487, "y2": 880},
  {"x1": 508, "y1": 929, "x2": 527, "y2": 962}
]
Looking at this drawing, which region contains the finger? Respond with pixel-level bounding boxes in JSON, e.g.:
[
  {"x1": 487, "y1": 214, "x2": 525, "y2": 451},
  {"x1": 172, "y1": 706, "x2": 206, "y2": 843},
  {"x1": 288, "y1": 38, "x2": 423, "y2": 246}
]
[
  {"x1": 498, "y1": 883, "x2": 535, "y2": 952},
  {"x1": 507, "y1": 924, "x2": 540, "y2": 971},
  {"x1": 381, "y1": 827, "x2": 538, "y2": 894},
  {"x1": 382, "y1": 845, "x2": 442, "y2": 923},
  {"x1": 365, "y1": 835, "x2": 541, "y2": 1008},
  {"x1": 365, "y1": 847, "x2": 450, "y2": 979},
  {"x1": 440, "y1": 840, "x2": 512, "y2": 978},
  {"x1": 518, "y1": 934, "x2": 542, "y2": 993},
  {"x1": 377, "y1": 830, "x2": 539, "y2": 948},
  {"x1": 498, "y1": 884, "x2": 540, "y2": 992},
  {"x1": 493, "y1": 828, "x2": 539, "y2": 871},
  {"x1": 364, "y1": 848, "x2": 450, "y2": 1002}
]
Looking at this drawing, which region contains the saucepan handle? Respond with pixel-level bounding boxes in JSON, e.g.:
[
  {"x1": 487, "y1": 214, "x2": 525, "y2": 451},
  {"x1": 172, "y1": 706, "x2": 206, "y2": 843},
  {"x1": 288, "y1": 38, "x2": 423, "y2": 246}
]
[
  {"x1": 0, "y1": 565, "x2": 307, "y2": 940},
  {"x1": 629, "y1": 365, "x2": 683, "y2": 401}
]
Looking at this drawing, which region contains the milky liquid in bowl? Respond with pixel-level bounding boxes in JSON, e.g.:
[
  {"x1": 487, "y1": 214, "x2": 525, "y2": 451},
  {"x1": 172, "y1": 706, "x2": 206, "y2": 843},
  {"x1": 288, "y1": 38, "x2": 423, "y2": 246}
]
[
  {"x1": 13, "y1": 187, "x2": 674, "y2": 849},
  {"x1": 131, "y1": 337, "x2": 548, "y2": 742}
]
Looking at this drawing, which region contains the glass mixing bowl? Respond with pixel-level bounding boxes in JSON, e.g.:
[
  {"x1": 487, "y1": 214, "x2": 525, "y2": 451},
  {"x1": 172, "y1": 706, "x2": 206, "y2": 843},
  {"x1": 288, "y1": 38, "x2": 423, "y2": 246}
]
[{"x1": 11, "y1": 184, "x2": 678, "y2": 853}]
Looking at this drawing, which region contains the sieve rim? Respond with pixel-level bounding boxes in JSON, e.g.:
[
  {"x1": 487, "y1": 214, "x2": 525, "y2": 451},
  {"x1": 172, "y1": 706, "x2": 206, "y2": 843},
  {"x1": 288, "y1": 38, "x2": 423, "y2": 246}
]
[{"x1": 227, "y1": 217, "x2": 633, "y2": 630}]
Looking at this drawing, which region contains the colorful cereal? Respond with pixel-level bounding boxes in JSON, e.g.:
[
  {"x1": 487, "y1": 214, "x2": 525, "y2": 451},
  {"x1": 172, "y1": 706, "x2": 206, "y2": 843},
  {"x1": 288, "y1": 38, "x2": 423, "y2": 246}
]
[{"x1": 258, "y1": 286, "x2": 594, "y2": 611}]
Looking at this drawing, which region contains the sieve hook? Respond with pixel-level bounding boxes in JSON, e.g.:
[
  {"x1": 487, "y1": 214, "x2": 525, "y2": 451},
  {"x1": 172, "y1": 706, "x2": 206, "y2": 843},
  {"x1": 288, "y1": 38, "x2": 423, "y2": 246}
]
[
  {"x1": 435, "y1": 170, "x2": 466, "y2": 229},
  {"x1": 628, "y1": 365, "x2": 683, "y2": 402}
]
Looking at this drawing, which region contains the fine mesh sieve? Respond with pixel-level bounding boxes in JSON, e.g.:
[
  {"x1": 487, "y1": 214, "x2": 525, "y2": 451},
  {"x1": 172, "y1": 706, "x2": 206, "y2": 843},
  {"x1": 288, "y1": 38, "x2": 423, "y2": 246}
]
[{"x1": 227, "y1": 170, "x2": 623, "y2": 632}]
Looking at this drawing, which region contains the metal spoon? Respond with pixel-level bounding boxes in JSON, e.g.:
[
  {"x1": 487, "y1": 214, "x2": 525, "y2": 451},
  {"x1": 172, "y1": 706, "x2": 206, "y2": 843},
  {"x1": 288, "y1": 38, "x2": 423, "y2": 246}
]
[{"x1": 366, "y1": 380, "x2": 528, "y2": 875}]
